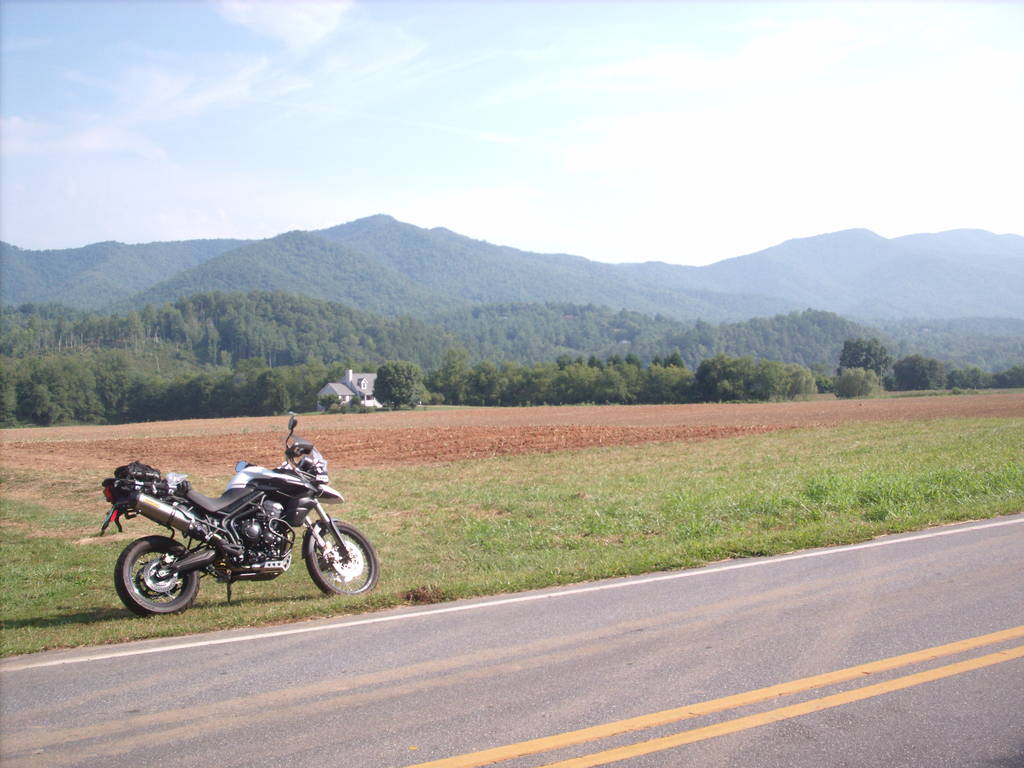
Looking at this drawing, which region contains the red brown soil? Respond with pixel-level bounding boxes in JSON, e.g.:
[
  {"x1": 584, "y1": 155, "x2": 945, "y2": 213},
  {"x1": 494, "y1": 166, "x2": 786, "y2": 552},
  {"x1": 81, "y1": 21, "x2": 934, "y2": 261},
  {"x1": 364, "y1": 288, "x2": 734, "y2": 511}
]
[{"x1": 3, "y1": 393, "x2": 1021, "y2": 476}]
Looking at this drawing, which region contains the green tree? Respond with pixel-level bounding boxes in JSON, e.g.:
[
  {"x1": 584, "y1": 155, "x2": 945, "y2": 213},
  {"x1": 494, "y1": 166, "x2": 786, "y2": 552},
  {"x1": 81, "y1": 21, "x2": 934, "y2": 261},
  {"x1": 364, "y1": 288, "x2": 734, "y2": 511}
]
[
  {"x1": 946, "y1": 367, "x2": 990, "y2": 389},
  {"x1": 18, "y1": 381, "x2": 62, "y2": 425},
  {"x1": 694, "y1": 355, "x2": 756, "y2": 402},
  {"x1": 993, "y1": 365, "x2": 1024, "y2": 388},
  {"x1": 749, "y1": 360, "x2": 790, "y2": 401},
  {"x1": 255, "y1": 368, "x2": 292, "y2": 415},
  {"x1": 467, "y1": 361, "x2": 502, "y2": 406},
  {"x1": 834, "y1": 367, "x2": 880, "y2": 398},
  {"x1": 428, "y1": 347, "x2": 471, "y2": 405},
  {"x1": 375, "y1": 360, "x2": 424, "y2": 409},
  {"x1": 638, "y1": 363, "x2": 693, "y2": 404},
  {"x1": 593, "y1": 366, "x2": 630, "y2": 403},
  {"x1": 892, "y1": 355, "x2": 946, "y2": 391},
  {"x1": 0, "y1": 361, "x2": 17, "y2": 425},
  {"x1": 93, "y1": 350, "x2": 133, "y2": 422},
  {"x1": 783, "y1": 364, "x2": 818, "y2": 400},
  {"x1": 838, "y1": 338, "x2": 892, "y2": 377}
]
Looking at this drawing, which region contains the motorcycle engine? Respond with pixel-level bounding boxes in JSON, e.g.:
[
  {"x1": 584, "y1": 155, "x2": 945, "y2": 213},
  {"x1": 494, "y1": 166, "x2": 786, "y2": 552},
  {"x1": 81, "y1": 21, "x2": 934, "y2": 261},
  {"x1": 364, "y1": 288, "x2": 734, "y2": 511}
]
[{"x1": 236, "y1": 501, "x2": 292, "y2": 565}]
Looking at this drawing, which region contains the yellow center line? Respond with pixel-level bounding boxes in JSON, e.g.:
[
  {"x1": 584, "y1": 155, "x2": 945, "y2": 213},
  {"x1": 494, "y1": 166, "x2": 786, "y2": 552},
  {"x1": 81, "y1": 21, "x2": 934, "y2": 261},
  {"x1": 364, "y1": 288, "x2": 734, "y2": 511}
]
[
  {"x1": 407, "y1": 625, "x2": 1024, "y2": 768},
  {"x1": 540, "y1": 644, "x2": 1024, "y2": 768}
]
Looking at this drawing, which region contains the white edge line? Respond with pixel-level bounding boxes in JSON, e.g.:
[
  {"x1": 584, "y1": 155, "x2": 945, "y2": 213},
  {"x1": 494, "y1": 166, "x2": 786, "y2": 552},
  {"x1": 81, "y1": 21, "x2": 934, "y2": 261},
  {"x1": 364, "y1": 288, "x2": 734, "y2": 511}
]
[{"x1": 4, "y1": 516, "x2": 1022, "y2": 673}]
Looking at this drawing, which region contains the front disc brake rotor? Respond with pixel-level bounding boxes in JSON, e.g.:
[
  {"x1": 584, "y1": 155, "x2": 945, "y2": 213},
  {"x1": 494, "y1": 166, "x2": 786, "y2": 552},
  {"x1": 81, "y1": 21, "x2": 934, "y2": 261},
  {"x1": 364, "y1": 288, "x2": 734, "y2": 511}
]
[{"x1": 327, "y1": 544, "x2": 364, "y2": 583}]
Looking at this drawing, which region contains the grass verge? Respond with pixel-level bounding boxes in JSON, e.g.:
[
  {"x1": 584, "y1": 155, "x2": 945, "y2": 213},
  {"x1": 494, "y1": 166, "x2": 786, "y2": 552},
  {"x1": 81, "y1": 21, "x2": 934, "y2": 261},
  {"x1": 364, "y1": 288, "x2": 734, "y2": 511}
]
[{"x1": 1, "y1": 416, "x2": 1021, "y2": 656}]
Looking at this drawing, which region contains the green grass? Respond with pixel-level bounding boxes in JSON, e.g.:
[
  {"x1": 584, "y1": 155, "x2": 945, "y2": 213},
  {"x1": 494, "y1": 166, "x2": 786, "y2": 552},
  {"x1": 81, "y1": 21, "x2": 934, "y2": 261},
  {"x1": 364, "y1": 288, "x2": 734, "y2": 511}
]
[{"x1": 1, "y1": 417, "x2": 1022, "y2": 656}]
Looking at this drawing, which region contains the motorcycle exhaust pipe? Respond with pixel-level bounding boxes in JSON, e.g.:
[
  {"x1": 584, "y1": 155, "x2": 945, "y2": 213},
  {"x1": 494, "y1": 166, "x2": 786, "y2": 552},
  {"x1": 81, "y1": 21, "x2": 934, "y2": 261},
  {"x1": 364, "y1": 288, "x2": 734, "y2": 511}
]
[
  {"x1": 130, "y1": 496, "x2": 218, "y2": 574},
  {"x1": 170, "y1": 548, "x2": 217, "y2": 575},
  {"x1": 132, "y1": 493, "x2": 233, "y2": 551},
  {"x1": 133, "y1": 492, "x2": 198, "y2": 534}
]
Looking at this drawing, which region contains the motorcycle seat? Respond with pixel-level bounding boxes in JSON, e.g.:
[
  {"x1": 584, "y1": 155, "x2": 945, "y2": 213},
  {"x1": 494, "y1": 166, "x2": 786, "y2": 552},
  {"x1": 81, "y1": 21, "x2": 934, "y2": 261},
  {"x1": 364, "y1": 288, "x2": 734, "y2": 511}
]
[{"x1": 185, "y1": 487, "x2": 252, "y2": 515}]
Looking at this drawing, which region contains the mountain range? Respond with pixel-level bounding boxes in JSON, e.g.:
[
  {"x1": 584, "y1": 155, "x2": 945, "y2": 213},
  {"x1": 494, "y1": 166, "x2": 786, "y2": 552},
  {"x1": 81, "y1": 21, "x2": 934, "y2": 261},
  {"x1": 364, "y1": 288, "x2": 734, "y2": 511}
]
[{"x1": 3, "y1": 215, "x2": 1023, "y2": 321}]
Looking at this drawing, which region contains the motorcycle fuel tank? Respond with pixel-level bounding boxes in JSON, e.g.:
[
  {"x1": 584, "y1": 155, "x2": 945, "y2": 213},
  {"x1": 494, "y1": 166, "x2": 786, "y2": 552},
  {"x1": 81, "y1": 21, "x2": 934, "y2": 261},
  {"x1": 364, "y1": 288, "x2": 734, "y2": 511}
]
[{"x1": 226, "y1": 464, "x2": 307, "y2": 493}]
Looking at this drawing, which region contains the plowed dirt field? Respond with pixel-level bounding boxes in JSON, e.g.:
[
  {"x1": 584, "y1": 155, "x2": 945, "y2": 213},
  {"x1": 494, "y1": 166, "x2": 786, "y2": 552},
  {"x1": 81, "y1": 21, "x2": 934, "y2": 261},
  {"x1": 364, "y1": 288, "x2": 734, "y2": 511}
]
[{"x1": 3, "y1": 393, "x2": 1021, "y2": 474}]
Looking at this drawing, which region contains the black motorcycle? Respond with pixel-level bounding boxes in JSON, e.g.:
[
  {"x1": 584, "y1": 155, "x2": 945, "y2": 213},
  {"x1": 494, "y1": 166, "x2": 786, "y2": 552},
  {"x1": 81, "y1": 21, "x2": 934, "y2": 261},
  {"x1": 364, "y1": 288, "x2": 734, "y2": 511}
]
[{"x1": 101, "y1": 416, "x2": 379, "y2": 616}]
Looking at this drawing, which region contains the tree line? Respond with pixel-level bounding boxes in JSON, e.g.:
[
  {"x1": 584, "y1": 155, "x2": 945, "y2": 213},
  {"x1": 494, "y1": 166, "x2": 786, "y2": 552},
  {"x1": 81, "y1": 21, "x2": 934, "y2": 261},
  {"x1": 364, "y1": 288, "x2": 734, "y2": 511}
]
[
  {"x1": 2, "y1": 297, "x2": 873, "y2": 374},
  {"x1": 422, "y1": 351, "x2": 818, "y2": 407},
  {"x1": 3, "y1": 343, "x2": 1021, "y2": 427},
  {"x1": 6, "y1": 292, "x2": 1024, "y2": 378},
  {"x1": 1, "y1": 291, "x2": 452, "y2": 370},
  {"x1": 3, "y1": 294, "x2": 1023, "y2": 427},
  {"x1": 1, "y1": 347, "x2": 823, "y2": 426},
  {"x1": 828, "y1": 337, "x2": 1024, "y2": 397},
  {"x1": 0, "y1": 351, "x2": 354, "y2": 426}
]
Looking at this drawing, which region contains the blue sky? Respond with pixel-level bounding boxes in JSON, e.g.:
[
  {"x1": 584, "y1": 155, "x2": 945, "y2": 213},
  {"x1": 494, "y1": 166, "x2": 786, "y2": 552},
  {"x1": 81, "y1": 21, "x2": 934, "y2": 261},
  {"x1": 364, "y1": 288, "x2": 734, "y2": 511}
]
[{"x1": 2, "y1": 1, "x2": 1022, "y2": 265}]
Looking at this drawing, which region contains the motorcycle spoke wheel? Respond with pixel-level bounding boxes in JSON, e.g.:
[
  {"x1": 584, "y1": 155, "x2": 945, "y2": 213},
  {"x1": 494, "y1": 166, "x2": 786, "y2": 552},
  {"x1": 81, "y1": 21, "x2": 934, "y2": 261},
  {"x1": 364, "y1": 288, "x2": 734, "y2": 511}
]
[
  {"x1": 114, "y1": 536, "x2": 201, "y2": 616},
  {"x1": 304, "y1": 521, "x2": 379, "y2": 596}
]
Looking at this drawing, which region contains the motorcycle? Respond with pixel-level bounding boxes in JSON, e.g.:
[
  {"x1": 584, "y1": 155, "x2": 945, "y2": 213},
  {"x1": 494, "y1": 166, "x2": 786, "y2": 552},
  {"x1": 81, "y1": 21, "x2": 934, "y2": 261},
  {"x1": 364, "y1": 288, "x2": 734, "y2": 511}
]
[{"x1": 100, "y1": 415, "x2": 379, "y2": 616}]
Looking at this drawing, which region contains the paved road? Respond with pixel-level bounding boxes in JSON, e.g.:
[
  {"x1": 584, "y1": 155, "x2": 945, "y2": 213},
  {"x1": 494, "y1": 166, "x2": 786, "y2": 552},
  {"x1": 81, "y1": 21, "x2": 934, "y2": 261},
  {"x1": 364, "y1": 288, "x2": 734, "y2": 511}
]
[{"x1": 2, "y1": 515, "x2": 1022, "y2": 768}]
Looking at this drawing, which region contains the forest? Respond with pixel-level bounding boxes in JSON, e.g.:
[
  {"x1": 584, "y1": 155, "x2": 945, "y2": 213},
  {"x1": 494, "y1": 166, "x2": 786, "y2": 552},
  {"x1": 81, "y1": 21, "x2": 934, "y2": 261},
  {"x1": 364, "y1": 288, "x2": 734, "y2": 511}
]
[
  {"x1": 0, "y1": 291, "x2": 454, "y2": 370},
  {"x1": 2, "y1": 291, "x2": 1022, "y2": 426},
  {"x1": 0, "y1": 347, "x2": 821, "y2": 426}
]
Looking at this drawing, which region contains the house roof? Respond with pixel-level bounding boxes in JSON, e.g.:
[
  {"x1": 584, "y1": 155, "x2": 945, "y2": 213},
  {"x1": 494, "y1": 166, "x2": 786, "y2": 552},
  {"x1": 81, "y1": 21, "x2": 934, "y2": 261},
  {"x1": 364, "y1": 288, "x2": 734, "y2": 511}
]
[
  {"x1": 319, "y1": 382, "x2": 357, "y2": 397},
  {"x1": 319, "y1": 373, "x2": 377, "y2": 399},
  {"x1": 350, "y1": 373, "x2": 377, "y2": 392}
]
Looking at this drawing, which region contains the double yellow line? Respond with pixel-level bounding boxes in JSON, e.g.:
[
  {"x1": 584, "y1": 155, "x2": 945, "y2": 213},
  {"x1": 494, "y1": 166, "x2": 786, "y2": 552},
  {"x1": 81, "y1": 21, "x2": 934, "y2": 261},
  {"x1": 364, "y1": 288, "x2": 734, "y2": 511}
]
[{"x1": 410, "y1": 625, "x2": 1024, "y2": 768}]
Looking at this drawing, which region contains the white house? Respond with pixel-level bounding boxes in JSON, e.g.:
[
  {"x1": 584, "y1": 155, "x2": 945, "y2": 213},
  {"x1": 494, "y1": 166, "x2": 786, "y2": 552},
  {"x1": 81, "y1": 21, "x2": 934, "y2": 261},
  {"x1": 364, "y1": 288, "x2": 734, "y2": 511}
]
[{"x1": 317, "y1": 370, "x2": 381, "y2": 409}]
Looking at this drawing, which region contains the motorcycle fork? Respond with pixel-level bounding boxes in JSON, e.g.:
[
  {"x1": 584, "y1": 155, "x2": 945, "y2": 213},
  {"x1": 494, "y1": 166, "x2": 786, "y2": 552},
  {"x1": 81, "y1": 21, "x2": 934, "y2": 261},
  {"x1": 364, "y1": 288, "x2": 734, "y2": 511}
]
[{"x1": 304, "y1": 504, "x2": 352, "y2": 565}]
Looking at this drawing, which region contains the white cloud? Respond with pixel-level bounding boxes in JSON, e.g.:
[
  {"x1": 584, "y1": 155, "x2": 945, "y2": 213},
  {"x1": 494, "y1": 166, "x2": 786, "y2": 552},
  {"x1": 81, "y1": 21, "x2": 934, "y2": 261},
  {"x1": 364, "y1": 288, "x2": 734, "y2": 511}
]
[
  {"x1": 115, "y1": 58, "x2": 271, "y2": 122},
  {"x1": 217, "y1": 0, "x2": 353, "y2": 52},
  {"x1": 0, "y1": 114, "x2": 166, "y2": 160},
  {"x1": 2, "y1": 53, "x2": 277, "y2": 163}
]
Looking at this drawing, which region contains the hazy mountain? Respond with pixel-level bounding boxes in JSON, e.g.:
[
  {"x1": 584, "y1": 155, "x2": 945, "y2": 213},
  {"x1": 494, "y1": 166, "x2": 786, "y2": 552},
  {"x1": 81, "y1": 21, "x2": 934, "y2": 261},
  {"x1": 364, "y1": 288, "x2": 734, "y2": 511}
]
[
  {"x1": 654, "y1": 228, "x2": 1024, "y2": 319},
  {"x1": 0, "y1": 238, "x2": 248, "y2": 308},
  {"x1": 117, "y1": 215, "x2": 793, "y2": 321},
  {"x1": 132, "y1": 230, "x2": 447, "y2": 317},
  {"x1": 3, "y1": 216, "x2": 1022, "y2": 320},
  {"x1": 893, "y1": 229, "x2": 1024, "y2": 260},
  {"x1": 311, "y1": 215, "x2": 795, "y2": 320}
]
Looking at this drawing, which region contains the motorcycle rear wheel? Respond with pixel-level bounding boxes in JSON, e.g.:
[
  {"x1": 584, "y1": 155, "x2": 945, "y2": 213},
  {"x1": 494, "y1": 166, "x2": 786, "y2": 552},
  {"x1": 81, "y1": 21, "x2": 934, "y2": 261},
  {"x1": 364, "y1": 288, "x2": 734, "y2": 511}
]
[
  {"x1": 115, "y1": 535, "x2": 201, "y2": 616},
  {"x1": 303, "y1": 520, "x2": 379, "y2": 596}
]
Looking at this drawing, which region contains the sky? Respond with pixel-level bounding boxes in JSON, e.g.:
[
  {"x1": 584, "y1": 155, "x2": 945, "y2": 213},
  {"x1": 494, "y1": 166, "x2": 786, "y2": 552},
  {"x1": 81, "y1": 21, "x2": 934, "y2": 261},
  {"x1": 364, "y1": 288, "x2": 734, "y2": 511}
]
[{"x1": 1, "y1": 1, "x2": 1022, "y2": 266}]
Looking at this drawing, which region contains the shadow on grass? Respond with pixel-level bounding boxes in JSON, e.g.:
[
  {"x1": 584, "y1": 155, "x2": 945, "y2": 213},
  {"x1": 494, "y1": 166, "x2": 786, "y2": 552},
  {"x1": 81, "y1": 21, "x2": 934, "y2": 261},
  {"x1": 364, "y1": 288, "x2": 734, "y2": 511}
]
[{"x1": 2, "y1": 606, "x2": 127, "y2": 631}]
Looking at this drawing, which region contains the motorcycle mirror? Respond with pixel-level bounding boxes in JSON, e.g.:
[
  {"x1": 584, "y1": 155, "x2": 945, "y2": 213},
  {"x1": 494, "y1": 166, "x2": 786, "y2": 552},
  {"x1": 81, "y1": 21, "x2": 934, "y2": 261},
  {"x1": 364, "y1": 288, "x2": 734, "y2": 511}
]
[{"x1": 288, "y1": 415, "x2": 298, "y2": 431}]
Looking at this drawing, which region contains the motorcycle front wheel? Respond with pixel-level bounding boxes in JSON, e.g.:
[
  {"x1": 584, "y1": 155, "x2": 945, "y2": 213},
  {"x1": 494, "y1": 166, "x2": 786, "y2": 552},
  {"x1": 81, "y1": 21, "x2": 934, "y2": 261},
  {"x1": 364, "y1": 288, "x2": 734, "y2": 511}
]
[
  {"x1": 114, "y1": 535, "x2": 201, "y2": 616},
  {"x1": 303, "y1": 520, "x2": 379, "y2": 596}
]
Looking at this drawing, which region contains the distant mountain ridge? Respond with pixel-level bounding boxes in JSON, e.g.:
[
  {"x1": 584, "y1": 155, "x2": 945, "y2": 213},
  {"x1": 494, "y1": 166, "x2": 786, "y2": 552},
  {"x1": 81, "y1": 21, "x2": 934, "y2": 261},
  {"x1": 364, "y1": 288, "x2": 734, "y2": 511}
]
[
  {"x1": 3, "y1": 216, "x2": 1022, "y2": 320},
  {"x1": 675, "y1": 228, "x2": 1024, "y2": 318},
  {"x1": 0, "y1": 238, "x2": 248, "y2": 309}
]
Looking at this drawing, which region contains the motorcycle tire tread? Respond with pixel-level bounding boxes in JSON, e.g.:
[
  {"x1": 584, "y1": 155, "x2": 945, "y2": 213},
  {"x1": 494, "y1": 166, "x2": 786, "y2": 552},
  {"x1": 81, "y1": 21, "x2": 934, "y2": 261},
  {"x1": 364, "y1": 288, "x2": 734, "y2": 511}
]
[
  {"x1": 114, "y1": 535, "x2": 201, "y2": 617},
  {"x1": 303, "y1": 520, "x2": 380, "y2": 597}
]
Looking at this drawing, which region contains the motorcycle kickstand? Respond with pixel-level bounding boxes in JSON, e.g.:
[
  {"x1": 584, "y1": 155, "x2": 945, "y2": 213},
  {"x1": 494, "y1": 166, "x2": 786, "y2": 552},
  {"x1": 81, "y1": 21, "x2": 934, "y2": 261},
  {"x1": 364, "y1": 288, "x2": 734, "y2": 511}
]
[{"x1": 226, "y1": 580, "x2": 234, "y2": 604}]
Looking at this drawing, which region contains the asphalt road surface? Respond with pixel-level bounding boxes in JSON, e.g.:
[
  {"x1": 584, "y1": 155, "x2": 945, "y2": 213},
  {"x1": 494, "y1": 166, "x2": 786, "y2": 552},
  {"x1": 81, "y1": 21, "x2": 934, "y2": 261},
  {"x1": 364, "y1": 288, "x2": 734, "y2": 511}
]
[{"x1": 2, "y1": 514, "x2": 1022, "y2": 768}]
